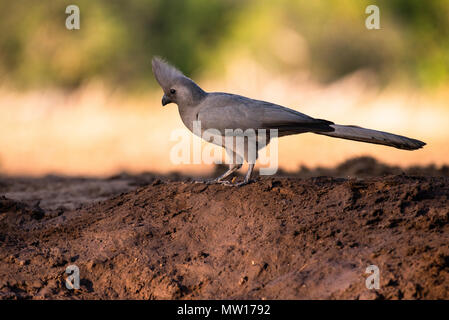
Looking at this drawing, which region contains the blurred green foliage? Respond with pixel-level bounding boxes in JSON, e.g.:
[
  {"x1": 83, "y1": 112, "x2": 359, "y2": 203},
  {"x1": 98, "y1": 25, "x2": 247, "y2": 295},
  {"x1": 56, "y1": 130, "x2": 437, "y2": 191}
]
[{"x1": 0, "y1": 0, "x2": 448, "y2": 89}]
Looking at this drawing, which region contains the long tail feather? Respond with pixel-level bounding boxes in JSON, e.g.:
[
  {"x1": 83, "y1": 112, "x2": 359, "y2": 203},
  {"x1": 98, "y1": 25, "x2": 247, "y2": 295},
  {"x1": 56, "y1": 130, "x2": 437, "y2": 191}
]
[{"x1": 316, "y1": 124, "x2": 426, "y2": 150}]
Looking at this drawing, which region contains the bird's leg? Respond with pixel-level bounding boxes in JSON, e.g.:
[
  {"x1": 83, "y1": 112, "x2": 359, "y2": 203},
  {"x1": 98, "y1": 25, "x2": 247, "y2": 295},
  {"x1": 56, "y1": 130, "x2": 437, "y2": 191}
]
[
  {"x1": 214, "y1": 163, "x2": 241, "y2": 182},
  {"x1": 220, "y1": 163, "x2": 254, "y2": 187},
  {"x1": 194, "y1": 163, "x2": 241, "y2": 184},
  {"x1": 220, "y1": 137, "x2": 257, "y2": 186}
]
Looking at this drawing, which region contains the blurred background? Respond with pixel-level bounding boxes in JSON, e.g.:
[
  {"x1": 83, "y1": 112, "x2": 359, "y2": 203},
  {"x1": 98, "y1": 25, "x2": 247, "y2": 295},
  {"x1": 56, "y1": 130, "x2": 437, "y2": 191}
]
[{"x1": 1, "y1": 0, "x2": 448, "y2": 176}]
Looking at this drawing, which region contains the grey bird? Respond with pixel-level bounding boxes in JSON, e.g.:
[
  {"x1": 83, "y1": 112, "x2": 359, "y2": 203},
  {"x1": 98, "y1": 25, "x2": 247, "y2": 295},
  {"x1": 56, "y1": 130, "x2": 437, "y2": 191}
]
[{"x1": 152, "y1": 57, "x2": 426, "y2": 186}]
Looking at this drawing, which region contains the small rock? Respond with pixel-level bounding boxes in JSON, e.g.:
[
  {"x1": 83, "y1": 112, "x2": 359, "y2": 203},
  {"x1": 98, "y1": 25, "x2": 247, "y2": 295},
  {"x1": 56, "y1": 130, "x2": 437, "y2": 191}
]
[
  {"x1": 358, "y1": 291, "x2": 378, "y2": 300},
  {"x1": 18, "y1": 259, "x2": 30, "y2": 266},
  {"x1": 86, "y1": 260, "x2": 98, "y2": 272},
  {"x1": 30, "y1": 279, "x2": 43, "y2": 289},
  {"x1": 238, "y1": 276, "x2": 248, "y2": 285},
  {"x1": 36, "y1": 287, "x2": 52, "y2": 299},
  {"x1": 152, "y1": 179, "x2": 162, "y2": 186}
]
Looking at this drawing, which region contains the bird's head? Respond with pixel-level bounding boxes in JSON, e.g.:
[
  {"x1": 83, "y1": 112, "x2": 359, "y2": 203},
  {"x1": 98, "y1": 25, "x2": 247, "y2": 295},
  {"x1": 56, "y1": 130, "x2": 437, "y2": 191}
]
[{"x1": 152, "y1": 57, "x2": 206, "y2": 107}]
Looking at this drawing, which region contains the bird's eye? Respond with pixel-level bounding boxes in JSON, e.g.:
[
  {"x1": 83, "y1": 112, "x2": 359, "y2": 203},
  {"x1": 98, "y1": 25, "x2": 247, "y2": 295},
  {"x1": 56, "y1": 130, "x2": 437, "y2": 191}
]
[{"x1": 170, "y1": 89, "x2": 176, "y2": 94}]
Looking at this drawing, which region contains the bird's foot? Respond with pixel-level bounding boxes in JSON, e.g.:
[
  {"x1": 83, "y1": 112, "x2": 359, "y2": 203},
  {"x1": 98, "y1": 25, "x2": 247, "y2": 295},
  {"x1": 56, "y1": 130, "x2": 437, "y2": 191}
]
[
  {"x1": 193, "y1": 178, "x2": 220, "y2": 185},
  {"x1": 195, "y1": 176, "x2": 253, "y2": 187},
  {"x1": 218, "y1": 178, "x2": 252, "y2": 187}
]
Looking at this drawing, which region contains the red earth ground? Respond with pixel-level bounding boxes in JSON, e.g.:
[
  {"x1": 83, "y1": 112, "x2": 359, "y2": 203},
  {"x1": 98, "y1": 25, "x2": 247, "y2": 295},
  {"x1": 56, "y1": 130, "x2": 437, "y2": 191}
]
[{"x1": 0, "y1": 157, "x2": 448, "y2": 299}]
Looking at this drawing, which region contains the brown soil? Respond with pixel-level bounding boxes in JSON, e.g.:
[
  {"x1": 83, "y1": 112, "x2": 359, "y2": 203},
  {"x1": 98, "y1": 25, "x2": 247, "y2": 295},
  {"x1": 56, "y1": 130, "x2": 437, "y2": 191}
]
[{"x1": 0, "y1": 157, "x2": 448, "y2": 300}]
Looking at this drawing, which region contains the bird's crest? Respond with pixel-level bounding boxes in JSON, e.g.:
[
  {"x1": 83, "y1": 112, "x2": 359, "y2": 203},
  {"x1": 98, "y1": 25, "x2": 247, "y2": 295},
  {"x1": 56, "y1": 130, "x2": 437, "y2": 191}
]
[{"x1": 152, "y1": 57, "x2": 185, "y2": 91}]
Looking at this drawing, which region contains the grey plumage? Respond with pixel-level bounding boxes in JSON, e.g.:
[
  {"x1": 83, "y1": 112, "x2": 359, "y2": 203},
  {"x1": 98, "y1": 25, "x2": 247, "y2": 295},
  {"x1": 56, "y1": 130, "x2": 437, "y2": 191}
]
[
  {"x1": 196, "y1": 93, "x2": 334, "y2": 135},
  {"x1": 152, "y1": 57, "x2": 426, "y2": 186},
  {"x1": 318, "y1": 125, "x2": 425, "y2": 150}
]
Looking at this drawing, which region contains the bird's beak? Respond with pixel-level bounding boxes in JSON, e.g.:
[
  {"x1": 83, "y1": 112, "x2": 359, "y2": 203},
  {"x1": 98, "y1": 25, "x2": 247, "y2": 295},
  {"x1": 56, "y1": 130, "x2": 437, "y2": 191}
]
[{"x1": 162, "y1": 94, "x2": 172, "y2": 106}]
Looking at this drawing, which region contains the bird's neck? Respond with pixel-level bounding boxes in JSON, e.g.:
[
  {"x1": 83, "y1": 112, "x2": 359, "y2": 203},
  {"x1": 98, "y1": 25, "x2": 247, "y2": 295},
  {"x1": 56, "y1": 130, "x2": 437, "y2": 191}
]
[{"x1": 177, "y1": 93, "x2": 208, "y2": 133}]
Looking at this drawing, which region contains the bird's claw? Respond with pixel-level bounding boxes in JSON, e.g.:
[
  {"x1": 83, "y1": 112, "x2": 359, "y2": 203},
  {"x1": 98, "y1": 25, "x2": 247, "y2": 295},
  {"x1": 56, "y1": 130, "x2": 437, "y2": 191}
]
[
  {"x1": 194, "y1": 178, "x2": 252, "y2": 187},
  {"x1": 194, "y1": 178, "x2": 220, "y2": 185},
  {"x1": 219, "y1": 180, "x2": 251, "y2": 187}
]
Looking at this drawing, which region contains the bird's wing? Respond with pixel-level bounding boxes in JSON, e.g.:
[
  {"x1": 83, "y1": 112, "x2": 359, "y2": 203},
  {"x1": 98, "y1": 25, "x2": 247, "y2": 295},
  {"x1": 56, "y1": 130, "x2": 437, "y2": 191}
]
[{"x1": 197, "y1": 94, "x2": 334, "y2": 135}]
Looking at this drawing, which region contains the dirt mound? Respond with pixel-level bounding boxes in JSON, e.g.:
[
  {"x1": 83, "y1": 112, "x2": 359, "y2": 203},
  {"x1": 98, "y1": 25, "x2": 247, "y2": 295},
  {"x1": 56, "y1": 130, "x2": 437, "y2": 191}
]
[
  {"x1": 1, "y1": 174, "x2": 448, "y2": 299},
  {"x1": 281, "y1": 156, "x2": 449, "y2": 178}
]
